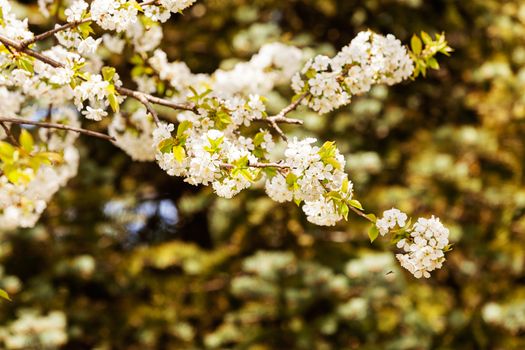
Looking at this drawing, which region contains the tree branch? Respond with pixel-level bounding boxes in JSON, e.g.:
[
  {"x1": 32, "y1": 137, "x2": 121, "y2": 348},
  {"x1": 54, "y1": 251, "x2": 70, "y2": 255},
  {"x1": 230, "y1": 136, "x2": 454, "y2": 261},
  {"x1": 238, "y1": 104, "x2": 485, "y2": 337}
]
[
  {"x1": 273, "y1": 93, "x2": 307, "y2": 119},
  {"x1": 349, "y1": 205, "x2": 374, "y2": 222},
  {"x1": 253, "y1": 94, "x2": 306, "y2": 141},
  {"x1": 0, "y1": 34, "x2": 63, "y2": 68},
  {"x1": 0, "y1": 33, "x2": 304, "y2": 142},
  {"x1": 20, "y1": 19, "x2": 92, "y2": 48},
  {"x1": 0, "y1": 122, "x2": 19, "y2": 145},
  {"x1": 221, "y1": 161, "x2": 290, "y2": 170},
  {"x1": 116, "y1": 87, "x2": 197, "y2": 113},
  {"x1": 0, "y1": 117, "x2": 115, "y2": 141}
]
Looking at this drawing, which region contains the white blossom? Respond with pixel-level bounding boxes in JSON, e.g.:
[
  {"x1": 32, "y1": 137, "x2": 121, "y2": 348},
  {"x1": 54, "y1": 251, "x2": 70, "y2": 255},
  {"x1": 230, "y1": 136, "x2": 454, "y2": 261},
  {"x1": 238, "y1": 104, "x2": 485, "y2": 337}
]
[
  {"x1": 376, "y1": 208, "x2": 408, "y2": 236},
  {"x1": 395, "y1": 216, "x2": 450, "y2": 278}
]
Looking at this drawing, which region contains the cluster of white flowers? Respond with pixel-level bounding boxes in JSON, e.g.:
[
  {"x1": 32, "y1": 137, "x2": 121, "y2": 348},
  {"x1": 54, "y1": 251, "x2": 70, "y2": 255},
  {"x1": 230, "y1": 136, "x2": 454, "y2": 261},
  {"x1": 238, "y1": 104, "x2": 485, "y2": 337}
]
[
  {"x1": 74, "y1": 73, "x2": 123, "y2": 121},
  {"x1": 142, "y1": 0, "x2": 197, "y2": 22},
  {"x1": 292, "y1": 31, "x2": 414, "y2": 113},
  {"x1": 0, "y1": 310, "x2": 67, "y2": 349},
  {"x1": 0, "y1": 87, "x2": 24, "y2": 118},
  {"x1": 56, "y1": 27, "x2": 102, "y2": 56},
  {"x1": 90, "y1": 0, "x2": 139, "y2": 32},
  {"x1": 0, "y1": 0, "x2": 33, "y2": 41},
  {"x1": 0, "y1": 1, "x2": 85, "y2": 234},
  {"x1": 89, "y1": 0, "x2": 196, "y2": 32},
  {"x1": 153, "y1": 120, "x2": 260, "y2": 198},
  {"x1": 265, "y1": 137, "x2": 352, "y2": 226},
  {"x1": 64, "y1": 0, "x2": 89, "y2": 23},
  {"x1": 101, "y1": 33, "x2": 126, "y2": 54},
  {"x1": 376, "y1": 207, "x2": 408, "y2": 235},
  {"x1": 109, "y1": 108, "x2": 157, "y2": 161},
  {"x1": 395, "y1": 216, "x2": 449, "y2": 278},
  {"x1": 0, "y1": 109, "x2": 80, "y2": 232},
  {"x1": 141, "y1": 42, "x2": 303, "y2": 100},
  {"x1": 212, "y1": 43, "x2": 304, "y2": 98}
]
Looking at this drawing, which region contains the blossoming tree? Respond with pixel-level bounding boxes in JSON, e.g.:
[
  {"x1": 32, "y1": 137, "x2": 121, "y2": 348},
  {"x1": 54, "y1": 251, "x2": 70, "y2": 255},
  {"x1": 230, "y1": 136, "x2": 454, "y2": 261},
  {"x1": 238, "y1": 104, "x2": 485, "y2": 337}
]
[{"x1": 0, "y1": 0, "x2": 452, "y2": 280}]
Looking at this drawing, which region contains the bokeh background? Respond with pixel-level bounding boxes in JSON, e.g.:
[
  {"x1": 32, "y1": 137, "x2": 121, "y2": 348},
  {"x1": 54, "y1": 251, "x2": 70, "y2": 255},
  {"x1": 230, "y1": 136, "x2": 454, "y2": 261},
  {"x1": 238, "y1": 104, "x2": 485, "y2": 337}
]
[{"x1": 2, "y1": 0, "x2": 525, "y2": 349}]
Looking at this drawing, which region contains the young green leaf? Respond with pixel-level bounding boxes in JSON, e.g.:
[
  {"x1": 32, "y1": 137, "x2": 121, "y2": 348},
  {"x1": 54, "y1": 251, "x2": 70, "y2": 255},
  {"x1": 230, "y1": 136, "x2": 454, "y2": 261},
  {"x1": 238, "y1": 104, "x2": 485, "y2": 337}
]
[
  {"x1": 368, "y1": 225, "x2": 380, "y2": 243},
  {"x1": 19, "y1": 129, "x2": 34, "y2": 153}
]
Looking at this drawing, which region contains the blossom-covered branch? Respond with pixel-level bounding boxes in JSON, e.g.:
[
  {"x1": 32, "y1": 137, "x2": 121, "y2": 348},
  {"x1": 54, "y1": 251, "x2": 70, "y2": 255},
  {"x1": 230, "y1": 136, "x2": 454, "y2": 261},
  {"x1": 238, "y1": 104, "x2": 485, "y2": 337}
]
[{"x1": 0, "y1": 0, "x2": 453, "y2": 278}]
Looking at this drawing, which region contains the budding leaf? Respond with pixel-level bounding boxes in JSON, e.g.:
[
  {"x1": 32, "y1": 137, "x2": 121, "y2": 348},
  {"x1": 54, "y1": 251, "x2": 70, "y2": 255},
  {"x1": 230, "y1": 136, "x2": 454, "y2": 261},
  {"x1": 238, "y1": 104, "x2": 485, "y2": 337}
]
[
  {"x1": 368, "y1": 225, "x2": 380, "y2": 243},
  {"x1": 177, "y1": 121, "x2": 192, "y2": 139},
  {"x1": 3, "y1": 164, "x2": 32, "y2": 184},
  {"x1": 158, "y1": 138, "x2": 175, "y2": 153},
  {"x1": 411, "y1": 35, "x2": 422, "y2": 55},
  {"x1": 19, "y1": 129, "x2": 34, "y2": 153},
  {"x1": 108, "y1": 93, "x2": 120, "y2": 113},
  {"x1": 172, "y1": 145, "x2": 186, "y2": 163},
  {"x1": 0, "y1": 289, "x2": 11, "y2": 301},
  {"x1": 365, "y1": 213, "x2": 377, "y2": 223},
  {"x1": 421, "y1": 31, "x2": 432, "y2": 45},
  {"x1": 0, "y1": 141, "x2": 15, "y2": 161},
  {"x1": 348, "y1": 199, "x2": 363, "y2": 210},
  {"x1": 428, "y1": 57, "x2": 440, "y2": 69},
  {"x1": 102, "y1": 67, "x2": 116, "y2": 82},
  {"x1": 340, "y1": 203, "x2": 349, "y2": 220}
]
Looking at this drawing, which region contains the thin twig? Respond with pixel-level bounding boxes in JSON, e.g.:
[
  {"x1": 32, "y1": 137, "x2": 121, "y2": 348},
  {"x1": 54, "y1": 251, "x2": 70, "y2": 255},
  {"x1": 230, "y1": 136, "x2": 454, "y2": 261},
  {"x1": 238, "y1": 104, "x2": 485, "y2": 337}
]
[
  {"x1": 268, "y1": 119, "x2": 288, "y2": 141},
  {"x1": 0, "y1": 117, "x2": 115, "y2": 141},
  {"x1": 116, "y1": 88, "x2": 160, "y2": 124},
  {"x1": 274, "y1": 93, "x2": 307, "y2": 119},
  {"x1": 20, "y1": 19, "x2": 92, "y2": 48},
  {"x1": 0, "y1": 122, "x2": 19, "y2": 145},
  {"x1": 255, "y1": 93, "x2": 307, "y2": 141},
  {"x1": 116, "y1": 87, "x2": 197, "y2": 113},
  {"x1": 349, "y1": 205, "x2": 374, "y2": 222},
  {"x1": 0, "y1": 34, "x2": 63, "y2": 68},
  {"x1": 220, "y1": 161, "x2": 290, "y2": 170}
]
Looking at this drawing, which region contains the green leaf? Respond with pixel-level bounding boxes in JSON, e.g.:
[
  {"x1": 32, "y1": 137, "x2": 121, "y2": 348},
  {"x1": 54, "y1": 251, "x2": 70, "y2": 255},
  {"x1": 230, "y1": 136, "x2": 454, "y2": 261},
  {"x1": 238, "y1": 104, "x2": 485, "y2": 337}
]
[
  {"x1": 108, "y1": 93, "x2": 120, "y2": 113},
  {"x1": 427, "y1": 57, "x2": 440, "y2": 69},
  {"x1": 3, "y1": 164, "x2": 32, "y2": 184},
  {"x1": 17, "y1": 56, "x2": 34, "y2": 74},
  {"x1": 19, "y1": 129, "x2": 34, "y2": 153},
  {"x1": 253, "y1": 132, "x2": 265, "y2": 147},
  {"x1": 340, "y1": 203, "x2": 349, "y2": 220},
  {"x1": 326, "y1": 191, "x2": 342, "y2": 201},
  {"x1": 365, "y1": 213, "x2": 377, "y2": 223},
  {"x1": 172, "y1": 145, "x2": 186, "y2": 163},
  {"x1": 78, "y1": 21, "x2": 94, "y2": 39},
  {"x1": 0, "y1": 141, "x2": 15, "y2": 161},
  {"x1": 102, "y1": 67, "x2": 116, "y2": 82},
  {"x1": 285, "y1": 173, "x2": 297, "y2": 187},
  {"x1": 348, "y1": 199, "x2": 363, "y2": 210},
  {"x1": 0, "y1": 289, "x2": 11, "y2": 301},
  {"x1": 420, "y1": 31, "x2": 432, "y2": 45},
  {"x1": 368, "y1": 225, "x2": 380, "y2": 243},
  {"x1": 240, "y1": 169, "x2": 255, "y2": 182},
  {"x1": 177, "y1": 121, "x2": 192, "y2": 139},
  {"x1": 158, "y1": 138, "x2": 175, "y2": 153},
  {"x1": 411, "y1": 35, "x2": 422, "y2": 55},
  {"x1": 262, "y1": 167, "x2": 278, "y2": 178}
]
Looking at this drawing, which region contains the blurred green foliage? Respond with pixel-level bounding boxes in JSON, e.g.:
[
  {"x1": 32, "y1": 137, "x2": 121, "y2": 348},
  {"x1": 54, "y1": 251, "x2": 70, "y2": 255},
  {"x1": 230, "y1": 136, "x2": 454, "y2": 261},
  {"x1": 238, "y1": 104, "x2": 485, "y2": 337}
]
[{"x1": 2, "y1": 0, "x2": 525, "y2": 349}]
